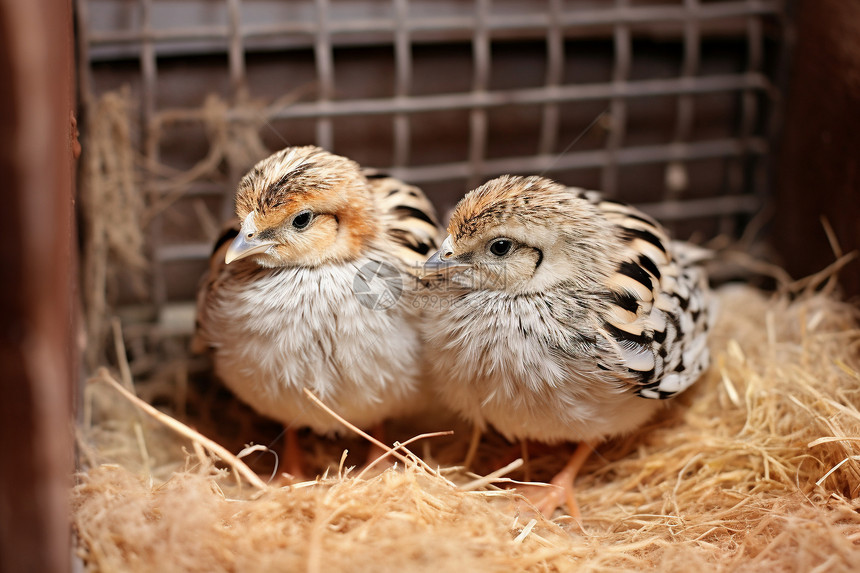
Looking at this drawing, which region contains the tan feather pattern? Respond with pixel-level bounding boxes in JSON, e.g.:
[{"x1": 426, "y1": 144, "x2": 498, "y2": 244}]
[
  {"x1": 423, "y1": 175, "x2": 714, "y2": 446},
  {"x1": 192, "y1": 146, "x2": 443, "y2": 436},
  {"x1": 362, "y1": 169, "x2": 443, "y2": 271},
  {"x1": 571, "y1": 190, "x2": 711, "y2": 399}
]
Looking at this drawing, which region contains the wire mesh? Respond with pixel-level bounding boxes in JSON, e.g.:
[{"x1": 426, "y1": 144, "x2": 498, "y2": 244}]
[{"x1": 75, "y1": 0, "x2": 788, "y2": 319}]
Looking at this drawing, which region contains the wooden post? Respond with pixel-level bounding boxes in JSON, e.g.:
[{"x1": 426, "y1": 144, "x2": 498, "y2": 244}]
[
  {"x1": 0, "y1": 0, "x2": 76, "y2": 571},
  {"x1": 772, "y1": 0, "x2": 860, "y2": 297}
]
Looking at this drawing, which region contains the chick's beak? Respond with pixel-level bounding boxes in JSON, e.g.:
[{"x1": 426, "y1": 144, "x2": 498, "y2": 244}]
[
  {"x1": 425, "y1": 249, "x2": 445, "y2": 265},
  {"x1": 225, "y1": 232, "x2": 276, "y2": 264},
  {"x1": 425, "y1": 235, "x2": 454, "y2": 267},
  {"x1": 423, "y1": 236, "x2": 469, "y2": 275}
]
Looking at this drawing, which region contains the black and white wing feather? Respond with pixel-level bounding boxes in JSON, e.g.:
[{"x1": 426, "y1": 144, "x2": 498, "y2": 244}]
[
  {"x1": 573, "y1": 189, "x2": 712, "y2": 399},
  {"x1": 364, "y1": 169, "x2": 444, "y2": 270}
]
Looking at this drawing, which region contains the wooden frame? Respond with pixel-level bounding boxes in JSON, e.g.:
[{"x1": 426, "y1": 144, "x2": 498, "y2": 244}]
[{"x1": 0, "y1": 0, "x2": 76, "y2": 571}]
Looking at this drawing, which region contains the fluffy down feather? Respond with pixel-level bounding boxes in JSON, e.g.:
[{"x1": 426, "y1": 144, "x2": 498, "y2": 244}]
[
  {"x1": 194, "y1": 146, "x2": 443, "y2": 434},
  {"x1": 423, "y1": 175, "x2": 713, "y2": 444}
]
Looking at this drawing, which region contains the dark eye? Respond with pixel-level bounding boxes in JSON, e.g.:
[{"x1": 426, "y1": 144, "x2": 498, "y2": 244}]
[
  {"x1": 489, "y1": 238, "x2": 513, "y2": 257},
  {"x1": 292, "y1": 210, "x2": 313, "y2": 230}
]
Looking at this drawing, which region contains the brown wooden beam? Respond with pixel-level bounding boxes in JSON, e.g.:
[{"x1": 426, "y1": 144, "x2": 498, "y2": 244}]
[
  {"x1": 0, "y1": 0, "x2": 76, "y2": 572},
  {"x1": 772, "y1": 0, "x2": 860, "y2": 298}
]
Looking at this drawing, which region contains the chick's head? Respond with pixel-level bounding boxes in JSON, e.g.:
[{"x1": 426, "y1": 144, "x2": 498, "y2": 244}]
[
  {"x1": 428, "y1": 175, "x2": 622, "y2": 294},
  {"x1": 227, "y1": 146, "x2": 378, "y2": 268}
]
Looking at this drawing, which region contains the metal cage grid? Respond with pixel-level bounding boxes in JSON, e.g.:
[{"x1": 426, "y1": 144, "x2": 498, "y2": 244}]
[{"x1": 75, "y1": 0, "x2": 787, "y2": 320}]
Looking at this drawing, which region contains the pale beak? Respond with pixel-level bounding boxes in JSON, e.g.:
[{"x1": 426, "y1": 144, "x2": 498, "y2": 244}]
[
  {"x1": 425, "y1": 235, "x2": 454, "y2": 267},
  {"x1": 225, "y1": 232, "x2": 276, "y2": 264},
  {"x1": 425, "y1": 249, "x2": 446, "y2": 266},
  {"x1": 423, "y1": 236, "x2": 470, "y2": 276}
]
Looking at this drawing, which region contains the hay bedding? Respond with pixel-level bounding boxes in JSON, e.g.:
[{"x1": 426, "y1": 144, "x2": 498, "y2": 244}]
[
  {"x1": 72, "y1": 282, "x2": 860, "y2": 572},
  {"x1": 73, "y1": 91, "x2": 860, "y2": 571}
]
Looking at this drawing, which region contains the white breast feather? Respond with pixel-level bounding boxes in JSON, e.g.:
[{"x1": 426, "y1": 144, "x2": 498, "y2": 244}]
[{"x1": 200, "y1": 256, "x2": 424, "y2": 434}]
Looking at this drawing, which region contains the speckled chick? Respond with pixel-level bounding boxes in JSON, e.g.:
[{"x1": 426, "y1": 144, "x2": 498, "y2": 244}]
[
  {"x1": 422, "y1": 174, "x2": 712, "y2": 514},
  {"x1": 194, "y1": 146, "x2": 442, "y2": 467}
]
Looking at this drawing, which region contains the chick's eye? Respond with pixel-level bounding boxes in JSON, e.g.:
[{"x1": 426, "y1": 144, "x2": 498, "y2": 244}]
[
  {"x1": 489, "y1": 238, "x2": 513, "y2": 257},
  {"x1": 292, "y1": 210, "x2": 313, "y2": 230}
]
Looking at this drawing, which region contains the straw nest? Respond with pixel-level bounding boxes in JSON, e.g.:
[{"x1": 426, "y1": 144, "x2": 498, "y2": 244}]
[{"x1": 71, "y1": 281, "x2": 860, "y2": 572}]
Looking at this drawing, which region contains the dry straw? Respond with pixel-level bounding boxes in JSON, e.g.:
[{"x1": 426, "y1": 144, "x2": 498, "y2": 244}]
[
  {"x1": 74, "y1": 86, "x2": 860, "y2": 571},
  {"x1": 79, "y1": 88, "x2": 147, "y2": 369},
  {"x1": 73, "y1": 283, "x2": 860, "y2": 572}
]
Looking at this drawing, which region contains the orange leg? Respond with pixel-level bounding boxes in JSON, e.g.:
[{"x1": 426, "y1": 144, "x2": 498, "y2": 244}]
[
  {"x1": 279, "y1": 426, "x2": 305, "y2": 481},
  {"x1": 534, "y1": 441, "x2": 594, "y2": 519},
  {"x1": 364, "y1": 422, "x2": 388, "y2": 468},
  {"x1": 521, "y1": 440, "x2": 532, "y2": 482},
  {"x1": 462, "y1": 424, "x2": 482, "y2": 469}
]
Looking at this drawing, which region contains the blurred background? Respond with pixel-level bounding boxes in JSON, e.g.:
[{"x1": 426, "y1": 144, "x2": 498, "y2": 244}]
[{"x1": 1, "y1": 0, "x2": 859, "y2": 571}]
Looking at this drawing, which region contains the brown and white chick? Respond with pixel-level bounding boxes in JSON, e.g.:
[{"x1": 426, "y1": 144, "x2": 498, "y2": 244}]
[
  {"x1": 422, "y1": 175, "x2": 712, "y2": 516},
  {"x1": 194, "y1": 145, "x2": 442, "y2": 477}
]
